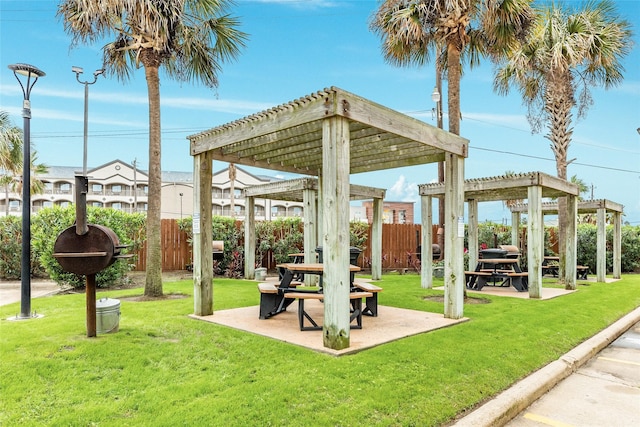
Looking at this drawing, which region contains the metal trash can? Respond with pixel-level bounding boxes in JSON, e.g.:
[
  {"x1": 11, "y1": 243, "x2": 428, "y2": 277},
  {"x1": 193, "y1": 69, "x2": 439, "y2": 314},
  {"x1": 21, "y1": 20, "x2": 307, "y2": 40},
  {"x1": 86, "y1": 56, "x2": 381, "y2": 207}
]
[
  {"x1": 315, "y1": 246, "x2": 362, "y2": 265},
  {"x1": 96, "y1": 298, "x2": 120, "y2": 334},
  {"x1": 255, "y1": 267, "x2": 267, "y2": 282}
]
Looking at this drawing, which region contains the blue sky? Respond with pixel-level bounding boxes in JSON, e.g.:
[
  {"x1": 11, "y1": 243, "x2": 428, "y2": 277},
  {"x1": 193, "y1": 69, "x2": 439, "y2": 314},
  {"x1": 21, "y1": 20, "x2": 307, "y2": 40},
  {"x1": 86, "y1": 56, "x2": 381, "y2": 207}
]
[{"x1": 1, "y1": 0, "x2": 639, "y2": 224}]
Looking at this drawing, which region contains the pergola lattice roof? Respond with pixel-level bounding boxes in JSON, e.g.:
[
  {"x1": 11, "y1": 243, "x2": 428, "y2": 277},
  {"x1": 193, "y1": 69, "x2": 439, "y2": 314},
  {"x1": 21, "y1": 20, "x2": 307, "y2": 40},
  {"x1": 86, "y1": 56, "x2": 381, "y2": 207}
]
[
  {"x1": 418, "y1": 172, "x2": 579, "y2": 200},
  {"x1": 243, "y1": 177, "x2": 386, "y2": 202},
  {"x1": 189, "y1": 87, "x2": 468, "y2": 175}
]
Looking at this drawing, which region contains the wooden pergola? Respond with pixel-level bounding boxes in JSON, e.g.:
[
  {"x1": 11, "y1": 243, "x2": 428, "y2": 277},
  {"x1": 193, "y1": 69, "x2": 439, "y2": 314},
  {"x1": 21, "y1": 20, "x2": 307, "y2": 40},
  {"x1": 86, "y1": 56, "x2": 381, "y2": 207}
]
[
  {"x1": 188, "y1": 87, "x2": 468, "y2": 350},
  {"x1": 510, "y1": 199, "x2": 623, "y2": 282},
  {"x1": 419, "y1": 172, "x2": 579, "y2": 298},
  {"x1": 243, "y1": 178, "x2": 386, "y2": 282}
]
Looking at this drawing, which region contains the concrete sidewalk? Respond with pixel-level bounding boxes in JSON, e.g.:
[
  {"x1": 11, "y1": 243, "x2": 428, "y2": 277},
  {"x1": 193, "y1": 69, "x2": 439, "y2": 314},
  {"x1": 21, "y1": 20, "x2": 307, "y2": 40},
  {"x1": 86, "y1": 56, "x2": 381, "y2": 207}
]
[
  {"x1": 0, "y1": 279, "x2": 62, "y2": 307},
  {"x1": 453, "y1": 306, "x2": 640, "y2": 426}
]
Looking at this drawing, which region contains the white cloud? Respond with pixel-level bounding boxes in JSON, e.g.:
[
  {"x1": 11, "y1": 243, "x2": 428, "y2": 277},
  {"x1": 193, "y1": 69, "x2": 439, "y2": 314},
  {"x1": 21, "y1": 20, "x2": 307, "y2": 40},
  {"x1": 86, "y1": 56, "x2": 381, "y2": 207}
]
[{"x1": 388, "y1": 174, "x2": 419, "y2": 202}]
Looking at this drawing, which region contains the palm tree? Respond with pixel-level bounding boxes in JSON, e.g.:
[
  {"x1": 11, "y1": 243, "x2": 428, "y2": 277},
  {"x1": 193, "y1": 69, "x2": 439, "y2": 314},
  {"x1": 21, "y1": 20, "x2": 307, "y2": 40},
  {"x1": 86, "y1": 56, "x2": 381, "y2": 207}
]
[
  {"x1": 1, "y1": 111, "x2": 49, "y2": 215},
  {"x1": 494, "y1": 0, "x2": 632, "y2": 283},
  {"x1": 58, "y1": 0, "x2": 248, "y2": 297},
  {"x1": 370, "y1": 0, "x2": 534, "y2": 137},
  {"x1": 0, "y1": 111, "x2": 22, "y2": 175}
]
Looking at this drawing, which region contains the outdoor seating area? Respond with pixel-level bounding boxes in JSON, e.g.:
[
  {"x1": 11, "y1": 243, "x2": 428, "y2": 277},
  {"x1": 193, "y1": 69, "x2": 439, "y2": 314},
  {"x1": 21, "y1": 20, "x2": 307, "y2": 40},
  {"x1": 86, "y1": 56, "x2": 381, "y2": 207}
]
[
  {"x1": 542, "y1": 256, "x2": 590, "y2": 279},
  {"x1": 466, "y1": 255, "x2": 528, "y2": 292},
  {"x1": 259, "y1": 262, "x2": 380, "y2": 331},
  {"x1": 190, "y1": 286, "x2": 468, "y2": 356}
]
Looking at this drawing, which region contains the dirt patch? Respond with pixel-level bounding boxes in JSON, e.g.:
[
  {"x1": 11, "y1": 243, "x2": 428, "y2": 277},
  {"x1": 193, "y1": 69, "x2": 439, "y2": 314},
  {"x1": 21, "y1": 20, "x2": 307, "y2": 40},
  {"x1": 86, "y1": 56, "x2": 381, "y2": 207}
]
[
  {"x1": 423, "y1": 295, "x2": 490, "y2": 304},
  {"x1": 118, "y1": 293, "x2": 189, "y2": 302}
]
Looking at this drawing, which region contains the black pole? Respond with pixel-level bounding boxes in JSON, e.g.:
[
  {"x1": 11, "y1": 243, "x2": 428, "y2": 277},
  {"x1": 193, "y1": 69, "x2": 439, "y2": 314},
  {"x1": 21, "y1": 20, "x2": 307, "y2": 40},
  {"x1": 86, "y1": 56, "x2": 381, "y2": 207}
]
[
  {"x1": 20, "y1": 112, "x2": 31, "y2": 318},
  {"x1": 8, "y1": 63, "x2": 45, "y2": 320}
]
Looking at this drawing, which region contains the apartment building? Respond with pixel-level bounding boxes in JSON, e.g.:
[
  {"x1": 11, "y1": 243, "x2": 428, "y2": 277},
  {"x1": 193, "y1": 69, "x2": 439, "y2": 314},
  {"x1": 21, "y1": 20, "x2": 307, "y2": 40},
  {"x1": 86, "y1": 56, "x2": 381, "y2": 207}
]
[
  {"x1": 0, "y1": 160, "x2": 304, "y2": 220},
  {"x1": 2, "y1": 159, "x2": 409, "y2": 223}
]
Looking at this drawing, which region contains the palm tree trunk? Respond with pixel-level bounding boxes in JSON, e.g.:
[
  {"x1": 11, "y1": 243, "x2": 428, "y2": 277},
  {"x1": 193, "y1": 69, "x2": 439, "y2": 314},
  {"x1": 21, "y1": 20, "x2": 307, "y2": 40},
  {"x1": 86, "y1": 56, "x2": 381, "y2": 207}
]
[
  {"x1": 546, "y1": 76, "x2": 574, "y2": 285},
  {"x1": 143, "y1": 60, "x2": 163, "y2": 297},
  {"x1": 446, "y1": 43, "x2": 462, "y2": 137}
]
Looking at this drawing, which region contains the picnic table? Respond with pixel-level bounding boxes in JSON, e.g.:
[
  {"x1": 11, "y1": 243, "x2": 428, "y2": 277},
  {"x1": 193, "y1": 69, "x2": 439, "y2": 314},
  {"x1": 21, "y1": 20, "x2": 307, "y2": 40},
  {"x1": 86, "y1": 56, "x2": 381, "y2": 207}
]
[
  {"x1": 466, "y1": 258, "x2": 528, "y2": 292},
  {"x1": 543, "y1": 256, "x2": 589, "y2": 279},
  {"x1": 259, "y1": 263, "x2": 376, "y2": 331}
]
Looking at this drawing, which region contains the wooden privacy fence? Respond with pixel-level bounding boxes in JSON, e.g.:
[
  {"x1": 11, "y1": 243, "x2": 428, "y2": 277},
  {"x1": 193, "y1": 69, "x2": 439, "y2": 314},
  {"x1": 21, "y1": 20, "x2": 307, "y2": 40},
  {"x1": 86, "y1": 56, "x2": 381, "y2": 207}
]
[
  {"x1": 133, "y1": 219, "x2": 192, "y2": 271},
  {"x1": 132, "y1": 220, "x2": 558, "y2": 271}
]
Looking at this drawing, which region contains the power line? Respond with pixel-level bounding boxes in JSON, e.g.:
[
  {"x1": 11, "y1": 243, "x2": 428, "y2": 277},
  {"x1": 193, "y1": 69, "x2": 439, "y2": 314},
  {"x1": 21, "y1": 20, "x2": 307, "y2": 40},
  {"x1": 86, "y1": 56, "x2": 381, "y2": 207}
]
[{"x1": 471, "y1": 146, "x2": 639, "y2": 174}]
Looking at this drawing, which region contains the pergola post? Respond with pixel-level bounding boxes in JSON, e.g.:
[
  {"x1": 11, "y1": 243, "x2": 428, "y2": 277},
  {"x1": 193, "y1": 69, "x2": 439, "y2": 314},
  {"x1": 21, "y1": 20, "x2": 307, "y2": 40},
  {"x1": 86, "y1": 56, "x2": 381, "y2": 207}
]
[
  {"x1": 321, "y1": 116, "x2": 351, "y2": 350},
  {"x1": 443, "y1": 153, "x2": 465, "y2": 319},
  {"x1": 421, "y1": 195, "x2": 433, "y2": 288},
  {"x1": 564, "y1": 195, "x2": 577, "y2": 290},
  {"x1": 511, "y1": 211, "x2": 520, "y2": 248},
  {"x1": 613, "y1": 212, "x2": 622, "y2": 279},
  {"x1": 597, "y1": 207, "x2": 606, "y2": 282},
  {"x1": 193, "y1": 152, "x2": 213, "y2": 316},
  {"x1": 244, "y1": 195, "x2": 256, "y2": 279},
  {"x1": 467, "y1": 199, "x2": 479, "y2": 273},
  {"x1": 371, "y1": 196, "x2": 383, "y2": 280},
  {"x1": 527, "y1": 185, "x2": 543, "y2": 298},
  {"x1": 303, "y1": 188, "x2": 318, "y2": 285}
]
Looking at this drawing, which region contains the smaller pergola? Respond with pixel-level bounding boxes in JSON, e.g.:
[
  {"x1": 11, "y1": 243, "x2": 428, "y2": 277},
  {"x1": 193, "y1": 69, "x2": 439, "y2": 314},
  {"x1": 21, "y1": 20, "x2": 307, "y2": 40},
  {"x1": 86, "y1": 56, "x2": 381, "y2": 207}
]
[
  {"x1": 419, "y1": 172, "x2": 580, "y2": 298},
  {"x1": 243, "y1": 178, "x2": 386, "y2": 281},
  {"x1": 510, "y1": 199, "x2": 623, "y2": 282}
]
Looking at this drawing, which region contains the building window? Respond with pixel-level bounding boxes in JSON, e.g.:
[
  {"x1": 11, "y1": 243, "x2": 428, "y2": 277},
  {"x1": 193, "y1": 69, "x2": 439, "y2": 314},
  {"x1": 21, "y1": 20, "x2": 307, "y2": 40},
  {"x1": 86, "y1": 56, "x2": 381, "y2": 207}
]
[
  {"x1": 92, "y1": 184, "x2": 103, "y2": 194},
  {"x1": 58, "y1": 183, "x2": 71, "y2": 194},
  {"x1": 111, "y1": 202, "x2": 123, "y2": 210},
  {"x1": 271, "y1": 205, "x2": 286, "y2": 217},
  {"x1": 91, "y1": 201, "x2": 103, "y2": 208},
  {"x1": 399, "y1": 210, "x2": 406, "y2": 224},
  {"x1": 111, "y1": 185, "x2": 122, "y2": 194},
  {"x1": 291, "y1": 206, "x2": 303, "y2": 217}
]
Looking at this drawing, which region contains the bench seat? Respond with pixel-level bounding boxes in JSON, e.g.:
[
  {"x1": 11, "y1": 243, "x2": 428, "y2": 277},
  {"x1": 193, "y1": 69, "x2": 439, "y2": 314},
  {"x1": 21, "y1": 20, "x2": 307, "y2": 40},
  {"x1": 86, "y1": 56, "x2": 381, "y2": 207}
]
[
  {"x1": 353, "y1": 282, "x2": 383, "y2": 317},
  {"x1": 285, "y1": 291, "x2": 373, "y2": 331}
]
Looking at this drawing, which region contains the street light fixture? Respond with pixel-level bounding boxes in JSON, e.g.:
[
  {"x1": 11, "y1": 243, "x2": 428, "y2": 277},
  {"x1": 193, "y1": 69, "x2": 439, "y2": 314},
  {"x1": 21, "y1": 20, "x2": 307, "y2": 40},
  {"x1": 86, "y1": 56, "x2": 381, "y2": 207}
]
[
  {"x1": 72, "y1": 66, "x2": 104, "y2": 176},
  {"x1": 8, "y1": 63, "x2": 45, "y2": 320}
]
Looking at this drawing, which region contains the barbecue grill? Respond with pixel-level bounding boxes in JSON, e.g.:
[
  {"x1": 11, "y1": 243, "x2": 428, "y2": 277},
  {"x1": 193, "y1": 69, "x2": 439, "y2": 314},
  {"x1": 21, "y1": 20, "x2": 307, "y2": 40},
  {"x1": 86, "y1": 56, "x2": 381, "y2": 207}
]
[{"x1": 53, "y1": 176, "x2": 132, "y2": 337}]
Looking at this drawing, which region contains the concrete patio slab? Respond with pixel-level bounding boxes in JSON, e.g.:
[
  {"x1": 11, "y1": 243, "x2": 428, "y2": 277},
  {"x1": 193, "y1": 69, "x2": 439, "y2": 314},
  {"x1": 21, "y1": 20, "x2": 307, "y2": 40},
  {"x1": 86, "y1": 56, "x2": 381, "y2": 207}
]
[
  {"x1": 190, "y1": 302, "x2": 468, "y2": 356},
  {"x1": 434, "y1": 285, "x2": 576, "y2": 300}
]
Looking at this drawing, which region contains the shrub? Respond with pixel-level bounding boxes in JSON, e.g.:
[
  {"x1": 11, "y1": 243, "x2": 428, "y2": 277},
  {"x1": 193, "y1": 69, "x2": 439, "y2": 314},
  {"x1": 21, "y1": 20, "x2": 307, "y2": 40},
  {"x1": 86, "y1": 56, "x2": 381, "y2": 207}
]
[
  {"x1": 32, "y1": 206, "x2": 145, "y2": 289},
  {"x1": 178, "y1": 215, "x2": 244, "y2": 274},
  {"x1": 0, "y1": 216, "x2": 23, "y2": 279},
  {"x1": 271, "y1": 217, "x2": 303, "y2": 264}
]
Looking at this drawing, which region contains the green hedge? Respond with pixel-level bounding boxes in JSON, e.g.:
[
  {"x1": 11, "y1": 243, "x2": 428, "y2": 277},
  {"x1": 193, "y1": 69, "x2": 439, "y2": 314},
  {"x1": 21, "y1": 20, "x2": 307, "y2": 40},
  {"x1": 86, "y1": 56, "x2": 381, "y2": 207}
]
[{"x1": 0, "y1": 206, "x2": 145, "y2": 288}]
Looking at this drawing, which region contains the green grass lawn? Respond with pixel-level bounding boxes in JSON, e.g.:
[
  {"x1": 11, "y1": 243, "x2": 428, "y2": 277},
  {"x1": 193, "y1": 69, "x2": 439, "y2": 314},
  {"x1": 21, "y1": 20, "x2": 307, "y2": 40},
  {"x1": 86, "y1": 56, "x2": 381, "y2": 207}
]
[{"x1": 2, "y1": 274, "x2": 639, "y2": 426}]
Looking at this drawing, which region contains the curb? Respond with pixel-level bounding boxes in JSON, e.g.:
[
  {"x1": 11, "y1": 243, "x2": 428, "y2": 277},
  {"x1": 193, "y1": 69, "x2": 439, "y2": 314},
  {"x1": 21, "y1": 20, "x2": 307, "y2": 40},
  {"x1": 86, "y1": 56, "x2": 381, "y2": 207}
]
[{"x1": 452, "y1": 305, "x2": 640, "y2": 427}]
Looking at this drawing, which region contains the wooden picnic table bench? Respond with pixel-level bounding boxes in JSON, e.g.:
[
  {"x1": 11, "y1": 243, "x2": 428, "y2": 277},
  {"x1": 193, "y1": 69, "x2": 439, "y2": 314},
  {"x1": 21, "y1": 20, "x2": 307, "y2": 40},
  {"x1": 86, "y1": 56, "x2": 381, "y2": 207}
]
[
  {"x1": 352, "y1": 282, "x2": 383, "y2": 317},
  {"x1": 285, "y1": 291, "x2": 373, "y2": 331}
]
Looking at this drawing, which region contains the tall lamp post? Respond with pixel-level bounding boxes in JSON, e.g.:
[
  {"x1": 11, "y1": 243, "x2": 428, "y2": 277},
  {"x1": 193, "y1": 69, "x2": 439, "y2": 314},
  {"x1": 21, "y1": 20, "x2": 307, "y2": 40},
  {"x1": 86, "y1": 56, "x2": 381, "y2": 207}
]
[
  {"x1": 432, "y1": 77, "x2": 444, "y2": 260},
  {"x1": 8, "y1": 63, "x2": 45, "y2": 320},
  {"x1": 72, "y1": 66, "x2": 103, "y2": 176}
]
